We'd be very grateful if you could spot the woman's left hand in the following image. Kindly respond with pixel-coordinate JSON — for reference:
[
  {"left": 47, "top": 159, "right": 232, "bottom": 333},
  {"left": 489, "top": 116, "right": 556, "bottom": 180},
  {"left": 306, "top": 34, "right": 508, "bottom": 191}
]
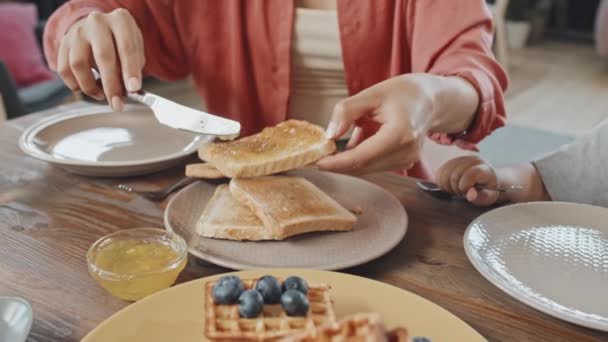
[{"left": 316, "top": 74, "right": 437, "bottom": 175}]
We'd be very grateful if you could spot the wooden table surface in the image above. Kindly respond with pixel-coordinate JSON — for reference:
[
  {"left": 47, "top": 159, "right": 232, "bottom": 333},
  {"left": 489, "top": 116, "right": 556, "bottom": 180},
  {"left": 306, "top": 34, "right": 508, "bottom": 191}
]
[{"left": 1, "top": 103, "right": 607, "bottom": 342}]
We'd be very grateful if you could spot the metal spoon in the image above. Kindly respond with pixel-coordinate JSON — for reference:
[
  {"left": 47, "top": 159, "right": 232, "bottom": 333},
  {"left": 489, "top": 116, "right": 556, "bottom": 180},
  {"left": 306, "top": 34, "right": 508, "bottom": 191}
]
[{"left": 416, "top": 180, "right": 522, "bottom": 199}]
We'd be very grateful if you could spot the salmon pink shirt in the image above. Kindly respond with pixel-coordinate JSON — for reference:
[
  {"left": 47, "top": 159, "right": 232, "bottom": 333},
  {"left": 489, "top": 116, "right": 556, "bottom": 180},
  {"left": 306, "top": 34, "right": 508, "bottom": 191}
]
[{"left": 44, "top": 0, "right": 508, "bottom": 179}]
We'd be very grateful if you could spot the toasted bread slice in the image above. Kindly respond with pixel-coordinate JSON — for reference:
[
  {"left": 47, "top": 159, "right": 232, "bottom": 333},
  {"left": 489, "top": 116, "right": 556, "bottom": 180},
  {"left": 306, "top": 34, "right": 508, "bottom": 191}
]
[
  {"left": 229, "top": 176, "right": 357, "bottom": 240},
  {"left": 196, "top": 185, "right": 273, "bottom": 241},
  {"left": 185, "top": 163, "right": 226, "bottom": 179},
  {"left": 278, "top": 313, "right": 409, "bottom": 342},
  {"left": 198, "top": 120, "right": 336, "bottom": 178},
  {"left": 185, "top": 163, "right": 320, "bottom": 180}
]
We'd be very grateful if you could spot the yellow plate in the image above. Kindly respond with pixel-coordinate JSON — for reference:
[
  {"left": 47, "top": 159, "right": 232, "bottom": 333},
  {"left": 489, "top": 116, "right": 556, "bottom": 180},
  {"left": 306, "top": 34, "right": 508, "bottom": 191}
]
[{"left": 83, "top": 269, "right": 485, "bottom": 341}]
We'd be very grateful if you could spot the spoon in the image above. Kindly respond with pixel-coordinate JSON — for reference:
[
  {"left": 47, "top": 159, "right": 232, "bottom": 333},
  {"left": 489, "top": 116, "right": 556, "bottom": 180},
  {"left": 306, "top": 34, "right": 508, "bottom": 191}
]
[{"left": 416, "top": 180, "right": 523, "bottom": 199}]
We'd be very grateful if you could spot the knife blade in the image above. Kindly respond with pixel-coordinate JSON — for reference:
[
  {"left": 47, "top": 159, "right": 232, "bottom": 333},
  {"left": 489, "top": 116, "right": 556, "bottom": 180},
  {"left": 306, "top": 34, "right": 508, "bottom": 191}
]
[
  {"left": 91, "top": 68, "right": 240, "bottom": 140},
  {"left": 128, "top": 91, "right": 241, "bottom": 140}
]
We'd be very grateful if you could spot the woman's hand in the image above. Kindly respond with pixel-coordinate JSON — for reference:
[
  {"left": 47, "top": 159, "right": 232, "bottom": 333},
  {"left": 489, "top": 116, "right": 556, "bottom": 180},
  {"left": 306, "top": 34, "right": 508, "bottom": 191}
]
[
  {"left": 317, "top": 72, "right": 479, "bottom": 175},
  {"left": 56, "top": 9, "right": 145, "bottom": 111},
  {"left": 436, "top": 156, "right": 500, "bottom": 206},
  {"left": 316, "top": 75, "right": 437, "bottom": 175}
]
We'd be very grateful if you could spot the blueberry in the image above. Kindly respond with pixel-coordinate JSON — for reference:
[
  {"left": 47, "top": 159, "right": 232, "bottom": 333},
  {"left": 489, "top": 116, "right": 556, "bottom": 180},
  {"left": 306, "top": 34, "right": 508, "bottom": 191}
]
[
  {"left": 212, "top": 275, "right": 245, "bottom": 304},
  {"left": 412, "top": 338, "right": 431, "bottom": 342},
  {"left": 238, "top": 290, "right": 264, "bottom": 318},
  {"left": 282, "top": 276, "right": 309, "bottom": 295},
  {"left": 255, "top": 275, "right": 282, "bottom": 304},
  {"left": 280, "top": 289, "right": 309, "bottom": 316}
]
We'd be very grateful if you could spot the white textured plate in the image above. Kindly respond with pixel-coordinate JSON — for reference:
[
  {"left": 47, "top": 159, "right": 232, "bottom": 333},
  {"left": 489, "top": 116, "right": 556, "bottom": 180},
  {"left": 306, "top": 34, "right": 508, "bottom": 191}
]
[
  {"left": 464, "top": 202, "right": 608, "bottom": 331},
  {"left": 19, "top": 104, "right": 207, "bottom": 177},
  {"left": 164, "top": 170, "right": 408, "bottom": 270}
]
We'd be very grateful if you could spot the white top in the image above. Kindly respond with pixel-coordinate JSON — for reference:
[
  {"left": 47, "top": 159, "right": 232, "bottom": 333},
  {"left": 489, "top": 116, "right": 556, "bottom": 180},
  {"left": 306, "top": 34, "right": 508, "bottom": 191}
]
[
  {"left": 287, "top": 8, "right": 349, "bottom": 128},
  {"left": 533, "top": 118, "right": 608, "bottom": 207}
]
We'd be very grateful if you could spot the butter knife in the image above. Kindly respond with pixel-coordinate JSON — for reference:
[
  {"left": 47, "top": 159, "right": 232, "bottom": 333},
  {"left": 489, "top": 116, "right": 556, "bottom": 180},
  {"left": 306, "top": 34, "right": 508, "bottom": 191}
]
[
  {"left": 92, "top": 69, "right": 240, "bottom": 140},
  {"left": 128, "top": 91, "right": 241, "bottom": 140}
]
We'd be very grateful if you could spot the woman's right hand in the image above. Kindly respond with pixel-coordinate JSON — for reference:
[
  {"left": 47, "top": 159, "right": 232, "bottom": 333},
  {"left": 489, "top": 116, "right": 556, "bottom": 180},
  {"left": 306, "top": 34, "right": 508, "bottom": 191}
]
[
  {"left": 56, "top": 8, "right": 145, "bottom": 111},
  {"left": 436, "top": 156, "right": 500, "bottom": 207}
]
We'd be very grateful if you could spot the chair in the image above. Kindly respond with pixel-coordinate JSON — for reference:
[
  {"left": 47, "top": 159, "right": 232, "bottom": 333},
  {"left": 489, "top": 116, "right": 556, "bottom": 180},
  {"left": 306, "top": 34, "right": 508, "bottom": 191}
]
[
  {"left": 0, "top": 61, "right": 72, "bottom": 119},
  {"left": 0, "top": 10, "right": 73, "bottom": 120},
  {"left": 0, "top": 92, "right": 6, "bottom": 123},
  {"left": 487, "top": 0, "right": 510, "bottom": 70}
]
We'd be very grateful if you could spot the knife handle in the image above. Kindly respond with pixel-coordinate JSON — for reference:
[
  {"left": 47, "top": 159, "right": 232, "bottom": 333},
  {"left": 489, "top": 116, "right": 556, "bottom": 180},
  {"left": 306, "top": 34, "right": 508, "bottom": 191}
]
[
  {"left": 127, "top": 91, "right": 150, "bottom": 106},
  {"left": 91, "top": 68, "right": 150, "bottom": 106}
]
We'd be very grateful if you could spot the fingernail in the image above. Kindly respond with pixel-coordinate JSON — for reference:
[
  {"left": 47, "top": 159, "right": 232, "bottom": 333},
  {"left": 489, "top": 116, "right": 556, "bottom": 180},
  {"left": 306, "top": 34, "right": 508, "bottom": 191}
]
[
  {"left": 93, "top": 92, "right": 105, "bottom": 101},
  {"left": 126, "top": 77, "right": 141, "bottom": 92},
  {"left": 466, "top": 188, "right": 478, "bottom": 202},
  {"left": 111, "top": 96, "right": 124, "bottom": 112},
  {"left": 325, "top": 122, "right": 337, "bottom": 139}
]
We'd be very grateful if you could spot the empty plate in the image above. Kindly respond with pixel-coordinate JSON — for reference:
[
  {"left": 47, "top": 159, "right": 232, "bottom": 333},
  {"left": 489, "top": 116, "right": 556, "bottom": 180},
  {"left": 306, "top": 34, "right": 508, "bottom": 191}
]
[
  {"left": 164, "top": 169, "right": 408, "bottom": 270},
  {"left": 464, "top": 202, "right": 608, "bottom": 331},
  {"left": 19, "top": 104, "right": 207, "bottom": 177},
  {"left": 0, "top": 297, "right": 33, "bottom": 342}
]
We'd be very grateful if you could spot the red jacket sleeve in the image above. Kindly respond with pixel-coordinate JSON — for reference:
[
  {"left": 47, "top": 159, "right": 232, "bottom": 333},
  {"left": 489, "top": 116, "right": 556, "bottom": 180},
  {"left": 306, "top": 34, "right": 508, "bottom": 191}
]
[
  {"left": 408, "top": 0, "right": 509, "bottom": 147},
  {"left": 43, "top": 0, "right": 190, "bottom": 81}
]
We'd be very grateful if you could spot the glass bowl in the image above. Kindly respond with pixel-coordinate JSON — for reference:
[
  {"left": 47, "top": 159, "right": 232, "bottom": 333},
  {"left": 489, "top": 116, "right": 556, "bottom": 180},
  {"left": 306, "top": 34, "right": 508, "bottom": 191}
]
[{"left": 86, "top": 228, "right": 188, "bottom": 301}]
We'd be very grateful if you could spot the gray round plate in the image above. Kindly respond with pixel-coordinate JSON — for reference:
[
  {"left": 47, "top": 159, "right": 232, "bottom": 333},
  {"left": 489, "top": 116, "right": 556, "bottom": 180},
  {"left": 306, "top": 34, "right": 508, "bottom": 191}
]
[
  {"left": 19, "top": 104, "right": 206, "bottom": 177},
  {"left": 164, "top": 170, "right": 408, "bottom": 270}
]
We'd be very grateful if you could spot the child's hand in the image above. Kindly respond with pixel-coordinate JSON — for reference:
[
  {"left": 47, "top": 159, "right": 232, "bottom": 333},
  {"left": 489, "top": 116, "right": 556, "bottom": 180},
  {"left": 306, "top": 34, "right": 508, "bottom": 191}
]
[{"left": 436, "top": 156, "right": 500, "bottom": 206}]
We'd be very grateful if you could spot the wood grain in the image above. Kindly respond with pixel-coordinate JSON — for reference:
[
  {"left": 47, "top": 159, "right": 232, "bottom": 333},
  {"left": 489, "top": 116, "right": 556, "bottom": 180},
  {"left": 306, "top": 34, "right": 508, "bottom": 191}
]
[{"left": 1, "top": 103, "right": 607, "bottom": 342}]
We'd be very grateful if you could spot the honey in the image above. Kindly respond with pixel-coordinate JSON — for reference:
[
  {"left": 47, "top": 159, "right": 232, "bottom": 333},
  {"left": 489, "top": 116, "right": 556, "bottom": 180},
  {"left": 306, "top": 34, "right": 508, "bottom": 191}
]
[{"left": 89, "top": 239, "right": 187, "bottom": 301}]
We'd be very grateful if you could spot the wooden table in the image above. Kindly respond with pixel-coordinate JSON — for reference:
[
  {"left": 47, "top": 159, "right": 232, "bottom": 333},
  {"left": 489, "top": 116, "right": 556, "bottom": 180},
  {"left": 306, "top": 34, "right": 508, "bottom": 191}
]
[{"left": 1, "top": 103, "right": 606, "bottom": 342}]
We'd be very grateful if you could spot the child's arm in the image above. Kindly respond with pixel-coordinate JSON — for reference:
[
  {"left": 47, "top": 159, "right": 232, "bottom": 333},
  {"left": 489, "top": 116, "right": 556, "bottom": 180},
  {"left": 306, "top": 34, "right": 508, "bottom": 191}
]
[
  {"left": 530, "top": 120, "right": 608, "bottom": 207},
  {"left": 494, "top": 163, "right": 551, "bottom": 204},
  {"left": 436, "top": 156, "right": 550, "bottom": 207},
  {"left": 438, "top": 119, "right": 608, "bottom": 207}
]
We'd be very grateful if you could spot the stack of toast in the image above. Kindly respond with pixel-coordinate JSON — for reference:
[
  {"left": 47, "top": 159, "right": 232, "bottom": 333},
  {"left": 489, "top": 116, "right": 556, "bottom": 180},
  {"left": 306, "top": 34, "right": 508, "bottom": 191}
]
[{"left": 190, "top": 120, "right": 357, "bottom": 241}]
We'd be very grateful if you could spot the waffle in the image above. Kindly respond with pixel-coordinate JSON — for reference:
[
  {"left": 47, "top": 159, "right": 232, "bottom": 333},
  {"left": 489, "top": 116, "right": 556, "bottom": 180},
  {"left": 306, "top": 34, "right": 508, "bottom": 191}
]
[
  {"left": 204, "top": 278, "right": 336, "bottom": 341},
  {"left": 386, "top": 328, "right": 408, "bottom": 342},
  {"left": 278, "top": 313, "right": 409, "bottom": 342}
]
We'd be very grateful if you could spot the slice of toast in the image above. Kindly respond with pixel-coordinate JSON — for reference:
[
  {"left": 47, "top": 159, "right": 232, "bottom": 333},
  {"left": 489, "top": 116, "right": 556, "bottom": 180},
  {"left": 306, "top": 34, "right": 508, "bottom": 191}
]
[
  {"left": 198, "top": 120, "right": 336, "bottom": 178},
  {"left": 185, "top": 163, "right": 319, "bottom": 180},
  {"left": 196, "top": 185, "right": 274, "bottom": 241},
  {"left": 185, "top": 163, "right": 226, "bottom": 179},
  {"left": 229, "top": 176, "right": 357, "bottom": 240}
]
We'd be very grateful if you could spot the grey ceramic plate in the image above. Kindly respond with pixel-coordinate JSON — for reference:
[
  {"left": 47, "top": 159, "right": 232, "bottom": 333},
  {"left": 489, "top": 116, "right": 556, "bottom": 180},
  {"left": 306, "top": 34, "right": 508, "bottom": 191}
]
[
  {"left": 19, "top": 104, "right": 207, "bottom": 177},
  {"left": 464, "top": 202, "right": 608, "bottom": 331},
  {"left": 0, "top": 297, "right": 33, "bottom": 342},
  {"left": 164, "top": 170, "right": 408, "bottom": 270}
]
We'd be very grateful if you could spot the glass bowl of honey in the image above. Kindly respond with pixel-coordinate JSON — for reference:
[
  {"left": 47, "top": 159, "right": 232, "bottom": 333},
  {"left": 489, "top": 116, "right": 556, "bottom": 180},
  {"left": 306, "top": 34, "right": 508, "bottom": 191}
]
[{"left": 87, "top": 228, "right": 188, "bottom": 301}]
